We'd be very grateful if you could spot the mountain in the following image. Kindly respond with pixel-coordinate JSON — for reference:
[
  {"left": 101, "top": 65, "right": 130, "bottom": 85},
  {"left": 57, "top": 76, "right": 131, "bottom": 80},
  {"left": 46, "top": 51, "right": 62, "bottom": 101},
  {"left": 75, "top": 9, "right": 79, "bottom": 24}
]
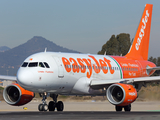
[
  {"left": 0, "top": 36, "right": 79, "bottom": 75},
  {"left": 0, "top": 46, "right": 10, "bottom": 52}
]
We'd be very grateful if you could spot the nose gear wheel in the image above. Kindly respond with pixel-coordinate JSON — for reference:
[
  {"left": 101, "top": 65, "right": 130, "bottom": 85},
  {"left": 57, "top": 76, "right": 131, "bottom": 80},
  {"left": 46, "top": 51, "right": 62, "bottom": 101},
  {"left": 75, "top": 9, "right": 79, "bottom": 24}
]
[{"left": 38, "top": 93, "right": 64, "bottom": 112}]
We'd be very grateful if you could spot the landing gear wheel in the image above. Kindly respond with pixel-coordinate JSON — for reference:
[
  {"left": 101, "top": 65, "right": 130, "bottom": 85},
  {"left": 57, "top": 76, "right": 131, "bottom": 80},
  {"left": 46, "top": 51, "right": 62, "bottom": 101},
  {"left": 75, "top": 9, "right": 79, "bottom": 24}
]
[
  {"left": 38, "top": 104, "right": 48, "bottom": 111},
  {"left": 48, "top": 101, "right": 55, "bottom": 111},
  {"left": 124, "top": 104, "right": 131, "bottom": 112},
  {"left": 115, "top": 106, "right": 122, "bottom": 111},
  {"left": 38, "top": 104, "right": 43, "bottom": 111},
  {"left": 43, "top": 104, "right": 48, "bottom": 111},
  {"left": 56, "top": 101, "right": 64, "bottom": 111}
]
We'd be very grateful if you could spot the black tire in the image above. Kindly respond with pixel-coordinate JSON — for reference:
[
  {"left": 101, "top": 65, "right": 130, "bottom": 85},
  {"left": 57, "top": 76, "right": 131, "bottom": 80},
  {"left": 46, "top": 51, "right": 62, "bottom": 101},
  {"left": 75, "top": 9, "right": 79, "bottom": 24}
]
[
  {"left": 48, "top": 101, "right": 55, "bottom": 111},
  {"left": 115, "top": 106, "right": 122, "bottom": 111},
  {"left": 56, "top": 101, "right": 64, "bottom": 111},
  {"left": 124, "top": 104, "right": 131, "bottom": 112},
  {"left": 38, "top": 104, "right": 43, "bottom": 111},
  {"left": 43, "top": 104, "right": 48, "bottom": 111}
]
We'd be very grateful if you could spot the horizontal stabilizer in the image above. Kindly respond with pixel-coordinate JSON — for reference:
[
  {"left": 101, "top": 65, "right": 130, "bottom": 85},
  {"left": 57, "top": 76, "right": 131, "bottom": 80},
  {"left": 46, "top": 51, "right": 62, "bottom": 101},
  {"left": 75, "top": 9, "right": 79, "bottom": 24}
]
[{"left": 146, "top": 66, "right": 160, "bottom": 70}]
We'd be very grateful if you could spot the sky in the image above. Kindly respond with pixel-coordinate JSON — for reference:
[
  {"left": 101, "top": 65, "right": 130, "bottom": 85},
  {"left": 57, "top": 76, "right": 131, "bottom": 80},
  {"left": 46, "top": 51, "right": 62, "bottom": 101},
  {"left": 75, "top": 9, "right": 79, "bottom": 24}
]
[{"left": 0, "top": 0, "right": 160, "bottom": 57}]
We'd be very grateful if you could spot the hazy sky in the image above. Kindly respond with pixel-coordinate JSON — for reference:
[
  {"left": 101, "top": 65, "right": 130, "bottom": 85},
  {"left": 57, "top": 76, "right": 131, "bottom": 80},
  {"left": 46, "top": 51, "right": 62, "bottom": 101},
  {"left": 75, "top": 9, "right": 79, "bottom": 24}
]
[{"left": 0, "top": 0, "right": 160, "bottom": 57}]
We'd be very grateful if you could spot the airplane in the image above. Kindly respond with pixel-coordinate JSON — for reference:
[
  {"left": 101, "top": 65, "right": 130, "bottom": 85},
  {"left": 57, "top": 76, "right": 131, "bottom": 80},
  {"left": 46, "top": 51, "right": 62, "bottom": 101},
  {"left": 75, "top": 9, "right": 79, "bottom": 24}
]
[{"left": 1, "top": 4, "right": 160, "bottom": 112}]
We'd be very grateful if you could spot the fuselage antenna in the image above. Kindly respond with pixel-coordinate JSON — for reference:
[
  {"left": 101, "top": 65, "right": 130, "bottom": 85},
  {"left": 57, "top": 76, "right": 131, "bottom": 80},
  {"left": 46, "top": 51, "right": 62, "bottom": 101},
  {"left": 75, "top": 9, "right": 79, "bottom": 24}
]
[{"left": 44, "top": 48, "right": 47, "bottom": 52}]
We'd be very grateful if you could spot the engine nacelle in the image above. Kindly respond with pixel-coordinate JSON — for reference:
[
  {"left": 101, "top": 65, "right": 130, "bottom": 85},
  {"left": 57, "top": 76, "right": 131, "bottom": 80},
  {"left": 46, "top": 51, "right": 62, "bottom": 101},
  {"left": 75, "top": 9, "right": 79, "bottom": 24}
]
[
  {"left": 106, "top": 83, "right": 137, "bottom": 106},
  {"left": 3, "top": 83, "right": 34, "bottom": 106}
]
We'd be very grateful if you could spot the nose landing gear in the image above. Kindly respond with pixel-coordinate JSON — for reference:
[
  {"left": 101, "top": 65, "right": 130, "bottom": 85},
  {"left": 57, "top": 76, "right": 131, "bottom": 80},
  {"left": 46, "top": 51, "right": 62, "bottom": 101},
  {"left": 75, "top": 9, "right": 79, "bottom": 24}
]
[
  {"left": 38, "top": 93, "right": 64, "bottom": 112},
  {"left": 38, "top": 93, "right": 48, "bottom": 111}
]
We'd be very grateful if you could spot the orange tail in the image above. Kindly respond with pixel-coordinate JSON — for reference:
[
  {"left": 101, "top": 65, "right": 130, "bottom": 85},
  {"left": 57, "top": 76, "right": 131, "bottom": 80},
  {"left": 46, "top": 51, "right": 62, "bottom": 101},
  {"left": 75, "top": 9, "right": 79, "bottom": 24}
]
[{"left": 125, "top": 4, "right": 153, "bottom": 60}]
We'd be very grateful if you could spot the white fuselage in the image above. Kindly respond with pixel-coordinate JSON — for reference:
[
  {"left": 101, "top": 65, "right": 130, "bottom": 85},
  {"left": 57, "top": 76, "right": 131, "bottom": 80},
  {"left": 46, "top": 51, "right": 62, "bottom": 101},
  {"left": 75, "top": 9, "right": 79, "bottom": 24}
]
[{"left": 17, "top": 52, "right": 122, "bottom": 95}]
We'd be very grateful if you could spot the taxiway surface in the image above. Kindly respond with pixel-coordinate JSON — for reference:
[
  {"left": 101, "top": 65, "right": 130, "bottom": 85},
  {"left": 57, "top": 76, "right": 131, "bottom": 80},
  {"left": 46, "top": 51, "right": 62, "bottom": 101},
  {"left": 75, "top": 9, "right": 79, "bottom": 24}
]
[
  {"left": 0, "top": 111, "right": 160, "bottom": 120},
  {"left": 0, "top": 101, "right": 160, "bottom": 120}
]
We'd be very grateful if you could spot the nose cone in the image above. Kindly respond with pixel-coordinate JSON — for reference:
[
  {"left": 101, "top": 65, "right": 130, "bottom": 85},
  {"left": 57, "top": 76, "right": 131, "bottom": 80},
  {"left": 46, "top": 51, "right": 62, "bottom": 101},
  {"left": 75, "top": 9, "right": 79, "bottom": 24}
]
[{"left": 17, "top": 68, "right": 34, "bottom": 89}]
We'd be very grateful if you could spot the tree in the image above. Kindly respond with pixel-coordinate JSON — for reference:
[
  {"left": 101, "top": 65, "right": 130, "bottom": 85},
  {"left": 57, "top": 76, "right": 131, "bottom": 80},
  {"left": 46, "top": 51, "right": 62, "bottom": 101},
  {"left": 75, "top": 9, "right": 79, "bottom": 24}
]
[
  {"left": 157, "top": 57, "right": 160, "bottom": 66},
  {"left": 148, "top": 56, "right": 153, "bottom": 62},
  {"left": 148, "top": 57, "right": 159, "bottom": 76},
  {"left": 98, "top": 33, "right": 131, "bottom": 56}
]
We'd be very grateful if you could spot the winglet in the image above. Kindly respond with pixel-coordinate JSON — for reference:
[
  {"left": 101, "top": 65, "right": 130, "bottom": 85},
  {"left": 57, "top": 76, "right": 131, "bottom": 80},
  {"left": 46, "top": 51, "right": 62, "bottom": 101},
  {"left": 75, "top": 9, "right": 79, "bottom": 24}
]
[{"left": 125, "top": 4, "right": 153, "bottom": 60}]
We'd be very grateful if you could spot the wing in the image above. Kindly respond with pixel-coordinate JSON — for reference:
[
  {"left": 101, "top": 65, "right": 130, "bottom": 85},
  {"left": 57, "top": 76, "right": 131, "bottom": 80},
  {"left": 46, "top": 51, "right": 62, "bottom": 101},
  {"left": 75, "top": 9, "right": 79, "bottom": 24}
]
[
  {"left": 90, "top": 76, "right": 160, "bottom": 88},
  {"left": 0, "top": 75, "right": 17, "bottom": 81}
]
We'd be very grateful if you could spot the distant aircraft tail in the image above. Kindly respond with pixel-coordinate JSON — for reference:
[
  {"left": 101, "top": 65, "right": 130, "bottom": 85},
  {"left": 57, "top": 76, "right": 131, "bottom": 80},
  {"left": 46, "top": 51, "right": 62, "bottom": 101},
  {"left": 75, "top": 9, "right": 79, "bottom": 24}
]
[{"left": 125, "top": 4, "right": 153, "bottom": 60}]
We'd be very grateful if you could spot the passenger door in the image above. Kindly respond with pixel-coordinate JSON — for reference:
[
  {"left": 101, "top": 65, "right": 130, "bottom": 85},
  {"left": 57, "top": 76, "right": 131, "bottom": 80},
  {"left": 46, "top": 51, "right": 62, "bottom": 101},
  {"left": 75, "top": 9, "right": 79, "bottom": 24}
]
[{"left": 53, "top": 57, "right": 64, "bottom": 78}]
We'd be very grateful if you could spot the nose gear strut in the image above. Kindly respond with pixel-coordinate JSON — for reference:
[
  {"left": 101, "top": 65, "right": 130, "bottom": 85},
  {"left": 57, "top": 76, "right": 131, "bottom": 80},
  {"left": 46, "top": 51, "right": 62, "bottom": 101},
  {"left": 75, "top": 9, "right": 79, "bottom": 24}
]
[
  {"left": 38, "top": 92, "right": 48, "bottom": 111},
  {"left": 38, "top": 93, "right": 64, "bottom": 112}
]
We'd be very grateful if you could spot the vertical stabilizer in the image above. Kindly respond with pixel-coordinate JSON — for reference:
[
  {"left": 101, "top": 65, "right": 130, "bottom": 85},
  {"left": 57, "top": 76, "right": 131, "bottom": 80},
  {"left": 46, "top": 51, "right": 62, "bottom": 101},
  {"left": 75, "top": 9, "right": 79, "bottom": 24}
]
[{"left": 125, "top": 4, "right": 153, "bottom": 60}]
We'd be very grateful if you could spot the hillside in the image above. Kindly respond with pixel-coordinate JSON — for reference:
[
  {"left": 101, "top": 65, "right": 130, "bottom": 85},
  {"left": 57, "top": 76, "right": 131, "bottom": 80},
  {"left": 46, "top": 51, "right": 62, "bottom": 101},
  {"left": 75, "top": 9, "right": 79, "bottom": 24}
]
[
  {"left": 0, "top": 36, "right": 79, "bottom": 75},
  {"left": 0, "top": 46, "right": 10, "bottom": 52}
]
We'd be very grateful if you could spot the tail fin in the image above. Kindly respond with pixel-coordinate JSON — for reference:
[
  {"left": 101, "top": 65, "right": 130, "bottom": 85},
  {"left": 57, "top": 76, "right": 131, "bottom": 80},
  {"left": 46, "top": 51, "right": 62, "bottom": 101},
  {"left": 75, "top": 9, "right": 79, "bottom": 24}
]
[{"left": 125, "top": 4, "right": 153, "bottom": 60}]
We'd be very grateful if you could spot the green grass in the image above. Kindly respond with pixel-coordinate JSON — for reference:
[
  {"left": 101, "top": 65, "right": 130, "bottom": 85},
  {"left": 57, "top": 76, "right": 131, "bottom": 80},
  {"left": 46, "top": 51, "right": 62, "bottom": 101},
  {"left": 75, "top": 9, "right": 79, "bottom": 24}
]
[{"left": 0, "top": 86, "right": 4, "bottom": 90}]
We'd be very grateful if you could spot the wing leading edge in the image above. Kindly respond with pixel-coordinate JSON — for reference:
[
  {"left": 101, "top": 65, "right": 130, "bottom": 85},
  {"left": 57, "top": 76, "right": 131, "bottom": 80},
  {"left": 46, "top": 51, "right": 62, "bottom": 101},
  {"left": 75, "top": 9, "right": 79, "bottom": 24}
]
[
  {"left": 0, "top": 75, "right": 17, "bottom": 81},
  {"left": 90, "top": 76, "right": 160, "bottom": 87}
]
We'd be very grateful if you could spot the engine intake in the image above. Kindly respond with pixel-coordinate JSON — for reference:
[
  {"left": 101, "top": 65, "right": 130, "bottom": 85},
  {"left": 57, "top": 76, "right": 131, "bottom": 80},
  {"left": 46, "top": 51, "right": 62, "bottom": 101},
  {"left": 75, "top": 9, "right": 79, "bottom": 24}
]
[
  {"left": 3, "top": 83, "right": 34, "bottom": 106},
  {"left": 106, "top": 83, "right": 137, "bottom": 106}
]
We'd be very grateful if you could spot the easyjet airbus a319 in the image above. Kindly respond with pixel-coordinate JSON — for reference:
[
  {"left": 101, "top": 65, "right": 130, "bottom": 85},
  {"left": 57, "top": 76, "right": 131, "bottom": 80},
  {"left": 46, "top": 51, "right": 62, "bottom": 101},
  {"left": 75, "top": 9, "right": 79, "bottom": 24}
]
[{"left": 1, "top": 4, "right": 160, "bottom": 112}]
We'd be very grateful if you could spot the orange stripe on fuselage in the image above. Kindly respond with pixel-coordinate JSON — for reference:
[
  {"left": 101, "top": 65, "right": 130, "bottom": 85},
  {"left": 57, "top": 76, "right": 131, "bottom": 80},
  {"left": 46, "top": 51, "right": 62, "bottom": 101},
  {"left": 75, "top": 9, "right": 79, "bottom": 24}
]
[{"left": 112, "top": 56, "right": 156, "bottom": 78}]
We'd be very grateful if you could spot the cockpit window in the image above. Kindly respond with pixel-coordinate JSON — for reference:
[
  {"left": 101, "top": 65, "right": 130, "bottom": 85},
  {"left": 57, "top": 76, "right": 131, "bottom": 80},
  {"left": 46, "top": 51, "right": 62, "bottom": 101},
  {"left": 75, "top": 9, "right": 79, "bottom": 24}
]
[
  {"left": 28, "top": 62, "right": 38, "bottom": 67},
  {"left": 21, "top": 62, "right": 49, "bottom": 68},
  {"left": 44, "top": 62, "right": 50, "bottom": 68},
  {"left": 21, "top": 62, "right": 28, "bottom": 67},
  {"left": 39, "top": 62, "right": 45, "bottom": 68}
]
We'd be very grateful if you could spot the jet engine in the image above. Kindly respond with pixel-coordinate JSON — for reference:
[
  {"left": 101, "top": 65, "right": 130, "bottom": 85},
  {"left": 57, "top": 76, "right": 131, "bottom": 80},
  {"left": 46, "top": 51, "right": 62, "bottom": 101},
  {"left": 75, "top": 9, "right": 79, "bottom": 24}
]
[
  {"left": 106, "top": 83, "right": 137, "bottom": 106},
  {"left": 3, "top": 83, "right": 34, "bottom": 106}
]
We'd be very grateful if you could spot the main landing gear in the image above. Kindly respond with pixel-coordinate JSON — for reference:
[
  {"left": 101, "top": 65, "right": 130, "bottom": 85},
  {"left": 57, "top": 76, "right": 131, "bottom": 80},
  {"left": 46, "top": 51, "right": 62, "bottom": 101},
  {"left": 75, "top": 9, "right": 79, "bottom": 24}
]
[
  {"left": 38, "top": 93, "right": 64, "bottom": 112},
  {"left": 115, "top": 104, "right": 131, "bottom": 112}
]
